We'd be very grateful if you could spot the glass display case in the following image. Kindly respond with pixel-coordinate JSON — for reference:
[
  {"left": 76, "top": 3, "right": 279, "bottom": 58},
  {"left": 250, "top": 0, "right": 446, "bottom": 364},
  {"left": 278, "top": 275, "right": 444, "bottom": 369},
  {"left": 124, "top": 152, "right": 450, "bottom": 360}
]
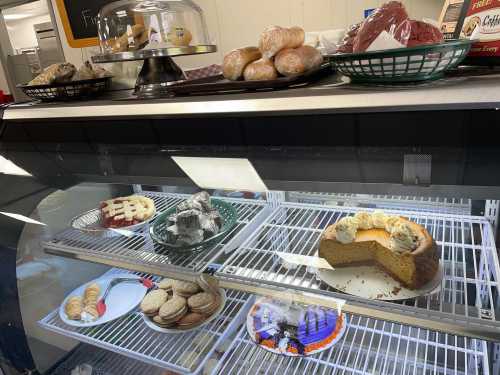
[{"left": 1, "top": 79, "right": 500, "bottom": 375}]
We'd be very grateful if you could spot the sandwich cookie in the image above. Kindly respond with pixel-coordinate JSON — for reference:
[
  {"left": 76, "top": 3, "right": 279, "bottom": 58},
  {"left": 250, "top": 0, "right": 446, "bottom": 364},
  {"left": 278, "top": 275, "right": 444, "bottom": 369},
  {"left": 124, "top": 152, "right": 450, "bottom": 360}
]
[
  {"left": 158, "top": 296, "right": 188, "bottom": 324},
  {"left": 188, "top": 292, "right": 220, "bottom": 316},
  {"left": 140, "top": 289, "right": 169, "bottom": 317},
  {"left": 152, "top": 315, "right": 177, "bottom": 328},
  {"left": 172, "top": 280, "right": 200, "bottom": 298},
  {"left": 176, "top": 312, "right": 205, "bottom": 330},
  {"left": 157, "top": 278, "right": 174, "bottom": 293}
]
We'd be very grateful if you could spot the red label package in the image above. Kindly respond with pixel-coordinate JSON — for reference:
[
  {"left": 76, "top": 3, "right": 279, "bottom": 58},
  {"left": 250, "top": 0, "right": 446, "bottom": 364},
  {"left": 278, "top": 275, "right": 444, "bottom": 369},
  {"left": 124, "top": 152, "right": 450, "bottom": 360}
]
[{"left": 452, "top": 0, "right": 500, "bottom": 64}]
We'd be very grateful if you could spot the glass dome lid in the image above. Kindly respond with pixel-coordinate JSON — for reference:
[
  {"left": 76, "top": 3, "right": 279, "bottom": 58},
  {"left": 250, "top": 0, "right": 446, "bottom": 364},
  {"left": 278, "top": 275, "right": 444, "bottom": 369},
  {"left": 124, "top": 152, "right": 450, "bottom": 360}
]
[{"left": 96, "top": 0, "right": 216, "bottom": 59}]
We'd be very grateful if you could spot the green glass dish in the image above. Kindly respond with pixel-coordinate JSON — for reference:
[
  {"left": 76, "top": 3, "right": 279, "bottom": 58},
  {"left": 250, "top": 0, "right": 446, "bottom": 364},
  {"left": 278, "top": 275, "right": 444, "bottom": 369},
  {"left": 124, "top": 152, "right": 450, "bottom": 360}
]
[
  {"left": 328, "top": 39, "right": 474, "bottom": 84},
  {"left": 150, "top": 199, "right": 238, "bottom": 253}
]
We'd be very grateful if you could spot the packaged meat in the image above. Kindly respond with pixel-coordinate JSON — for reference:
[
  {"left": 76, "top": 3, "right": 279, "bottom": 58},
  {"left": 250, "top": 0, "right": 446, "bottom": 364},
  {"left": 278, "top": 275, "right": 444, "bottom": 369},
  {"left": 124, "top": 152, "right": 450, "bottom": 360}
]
[
  {"left": 353, "top": 1, "right": 410, "bottom": 53},
  {"left": 337, "top": 23, "right": 361, "bottom": 53},
  {"left": 223, "top": 47, "right": 262, "bottom": 81},
  {"left": 274, "top": 46, "right": 323, "bottom": 76},
  {"left": 259, "top": 26, "right": 305, "bottom": 58},
  {"left": 243, "top": 58, "right": 278, "bottom": 81},
  {"left": 406, "top": 20, "right": 444, "bottom": 47}
]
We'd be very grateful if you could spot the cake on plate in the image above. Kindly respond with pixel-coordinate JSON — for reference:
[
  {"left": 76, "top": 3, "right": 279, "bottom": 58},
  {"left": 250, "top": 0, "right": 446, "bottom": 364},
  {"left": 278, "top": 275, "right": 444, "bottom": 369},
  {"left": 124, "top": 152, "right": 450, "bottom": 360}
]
[
  {"left": 319, "top": 211, "right": 439, "bottom": 290},
  {"left": 247, "top": 298, "right": 346, "bottom": 357}
]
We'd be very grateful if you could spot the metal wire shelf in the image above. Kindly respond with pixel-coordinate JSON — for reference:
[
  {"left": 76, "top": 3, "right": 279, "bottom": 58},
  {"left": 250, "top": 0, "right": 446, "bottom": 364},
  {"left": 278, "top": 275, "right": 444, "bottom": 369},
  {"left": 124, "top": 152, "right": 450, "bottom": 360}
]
[
  {"left": 217, "top": 203, "right": 500, "bottom": 341},
  {"left": 213, "top": 315, "right": 489, "bottom": 375},
  {"left": 288, "top": 192, "right": 472, "bottom": 215},
  {"left": 39, "top": 268, "right": 254, "bottom": 375},
  {"left": 43, "top": 192, "right": 270, "bottom": 279},
  {"left": 48, "top": 344, "right": 165, "bottom": 375}
]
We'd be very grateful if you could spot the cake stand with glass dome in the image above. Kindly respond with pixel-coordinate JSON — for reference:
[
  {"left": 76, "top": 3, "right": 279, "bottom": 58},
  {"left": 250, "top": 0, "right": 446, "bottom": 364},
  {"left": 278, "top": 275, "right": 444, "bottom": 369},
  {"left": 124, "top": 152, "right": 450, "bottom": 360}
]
[{"left": 92, "top": 0, "right": 217, "bottom": 98}]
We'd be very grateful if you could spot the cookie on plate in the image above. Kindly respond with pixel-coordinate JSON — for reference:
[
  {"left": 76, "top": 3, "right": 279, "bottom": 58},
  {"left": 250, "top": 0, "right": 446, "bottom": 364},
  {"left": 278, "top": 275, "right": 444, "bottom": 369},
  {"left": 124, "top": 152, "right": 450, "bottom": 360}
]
[
  {"left": 157, "top": 278, "right": 174, "bottom": 293},
  {"left": 158, "top": 295, "right": 188, "bottom": 324},
  {"left": 177, "top": 312, "right": 205, "bottom": 330},
  {"left": 141, "top": 289, "right": 169, "bottom": 317},
  {"left": 153, "top": 315, "right": 177, "bottom": 328},
  {"left": 188, "top": 292, "right": 220, "bottom": 316},
  {"left": 173, "top": 280, "right": 200, "bottom": 298}
]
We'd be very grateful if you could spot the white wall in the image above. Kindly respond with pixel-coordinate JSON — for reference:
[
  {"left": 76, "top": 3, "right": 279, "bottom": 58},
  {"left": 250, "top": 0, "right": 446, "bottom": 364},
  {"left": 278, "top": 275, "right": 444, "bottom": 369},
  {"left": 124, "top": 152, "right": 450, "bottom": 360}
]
[
  {"left": 53, "top": 0, "right": 445, "bottom": 70},
  {"left": 6, "top": 14, "right": 51, "bottom": 51}
]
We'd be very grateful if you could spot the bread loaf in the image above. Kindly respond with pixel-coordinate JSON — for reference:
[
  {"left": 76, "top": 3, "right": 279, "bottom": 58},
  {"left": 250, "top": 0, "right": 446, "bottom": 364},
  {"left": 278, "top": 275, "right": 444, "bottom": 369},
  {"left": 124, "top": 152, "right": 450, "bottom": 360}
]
[
  {"left": 274, "top": 46, "right": 323, "bottom": 76},
  {"left": 223, "top": 47, "right": 262, "bottom": 81},
  {"left": 259, "top": 26, "right": 305, "bottom": 58},
  {"left": 243, "top": 58, "right": 278, "bottom": 81}
]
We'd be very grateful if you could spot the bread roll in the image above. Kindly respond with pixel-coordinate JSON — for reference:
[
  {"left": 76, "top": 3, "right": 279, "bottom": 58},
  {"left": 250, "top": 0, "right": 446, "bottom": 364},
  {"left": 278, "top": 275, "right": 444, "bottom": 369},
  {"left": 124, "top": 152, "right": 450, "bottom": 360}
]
[
  {"left": 259, "top": 26, "right": 305, "bottom": 58},
  {"left": 223, "top": 47, "right": 262, "bottom": 81},
  {"left": 243, "top": 58, "right": 278, "bottom": 81},
  {"left": 274, "top": 45, "right": 323, "bottom": 76}
]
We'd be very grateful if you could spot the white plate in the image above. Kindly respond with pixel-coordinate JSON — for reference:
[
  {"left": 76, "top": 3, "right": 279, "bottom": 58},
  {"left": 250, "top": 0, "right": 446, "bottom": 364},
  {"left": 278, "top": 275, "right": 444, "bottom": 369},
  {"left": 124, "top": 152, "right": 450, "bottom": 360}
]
[
  {"left": 246, "top": 297, "right": 348, "bottom": 357},
  {"left": 142, "top": 289, "right": 227, "bottom": 334},
  {"left": 59, "top": 274, "right": 148, "bottom": 328},
  {"left": 71, "top": 207, "right": 156, "bottom": 238},
  {"left": 317, "top": 258, "right": 443, "bottom": 301}
]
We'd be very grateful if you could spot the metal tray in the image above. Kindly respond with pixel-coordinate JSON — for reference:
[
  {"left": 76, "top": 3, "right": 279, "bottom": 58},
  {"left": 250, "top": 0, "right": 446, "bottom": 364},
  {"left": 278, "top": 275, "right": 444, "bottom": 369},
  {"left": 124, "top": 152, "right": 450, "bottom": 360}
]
[{"left": 166, "top": 63, "right": 332, "bottom": 96}]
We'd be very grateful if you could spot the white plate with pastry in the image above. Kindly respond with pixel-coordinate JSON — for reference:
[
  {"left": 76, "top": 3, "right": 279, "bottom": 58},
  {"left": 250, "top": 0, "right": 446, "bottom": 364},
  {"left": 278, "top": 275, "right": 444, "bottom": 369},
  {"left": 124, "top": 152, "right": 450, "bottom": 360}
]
[
  {"left": 316, "top": 211, "right": 444, "bottom": 301},
  {"left": 71, "top": 195, "right": 156, "bottom": 237},
  {"left": 59, "top": 274, "right": 148, "bottom": 327}
]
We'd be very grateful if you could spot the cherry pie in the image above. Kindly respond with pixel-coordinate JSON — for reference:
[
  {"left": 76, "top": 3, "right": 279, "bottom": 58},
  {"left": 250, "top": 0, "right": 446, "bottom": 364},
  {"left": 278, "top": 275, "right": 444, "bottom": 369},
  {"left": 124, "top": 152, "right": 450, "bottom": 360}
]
[{"left": 100, "top": 195, "right": 156, "bottom": 229}]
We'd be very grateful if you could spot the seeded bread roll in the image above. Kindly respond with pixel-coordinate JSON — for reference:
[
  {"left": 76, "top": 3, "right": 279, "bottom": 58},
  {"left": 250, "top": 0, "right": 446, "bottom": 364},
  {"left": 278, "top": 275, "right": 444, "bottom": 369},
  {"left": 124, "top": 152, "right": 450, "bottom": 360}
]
[
  {"left": 243, "top": 58, "right": 278, "bottom": 81},
  {"left": 259, "top": 26, "right": 305, "bottom": 59},
  {"left": 223, "top": 47, "right": 262, "bottom": 81},
  {"left": 274, "top": 45, "right": 323, "bottom": 76}
]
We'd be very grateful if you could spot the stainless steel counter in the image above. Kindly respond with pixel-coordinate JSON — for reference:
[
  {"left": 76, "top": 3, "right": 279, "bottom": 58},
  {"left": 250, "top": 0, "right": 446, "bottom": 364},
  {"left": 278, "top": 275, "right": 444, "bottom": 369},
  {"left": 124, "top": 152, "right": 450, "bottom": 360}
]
[{"left": 5, "top": 73, "right": 500, "bottom": 120}]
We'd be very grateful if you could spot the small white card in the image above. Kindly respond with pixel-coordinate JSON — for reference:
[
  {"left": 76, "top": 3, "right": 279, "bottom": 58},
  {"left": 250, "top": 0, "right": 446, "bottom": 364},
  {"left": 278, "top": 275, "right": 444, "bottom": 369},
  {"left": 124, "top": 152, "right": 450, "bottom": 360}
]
[
  {"left": 277, "top": 252, "right": 334, "bottom": 270},
  {"left": 367, "top": 30, "right": 405, "bottom": 52},
  {"left": 172, "top": 157, "right": 268, "bottom": 192}
]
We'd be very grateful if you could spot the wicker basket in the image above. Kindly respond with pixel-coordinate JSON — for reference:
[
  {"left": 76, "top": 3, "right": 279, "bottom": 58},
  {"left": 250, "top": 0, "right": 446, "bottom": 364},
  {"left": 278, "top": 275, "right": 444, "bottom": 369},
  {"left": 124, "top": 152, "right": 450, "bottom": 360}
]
[
  {"left": 150, "top": 199, "right": 238, "bottom": 253},
  {"left": 329, "top": 40, "right": 473, "bottom": 84},
  {"left": 19, "top": 77, "right": 111, "bottom": 101}
]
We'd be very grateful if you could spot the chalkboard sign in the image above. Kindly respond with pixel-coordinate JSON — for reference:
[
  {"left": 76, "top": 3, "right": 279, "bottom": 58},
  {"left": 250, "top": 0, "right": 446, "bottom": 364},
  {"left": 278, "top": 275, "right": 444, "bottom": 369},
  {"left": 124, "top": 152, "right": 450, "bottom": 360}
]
[{"left": 55, "top": 0, "right": 116, "bottom": 48}]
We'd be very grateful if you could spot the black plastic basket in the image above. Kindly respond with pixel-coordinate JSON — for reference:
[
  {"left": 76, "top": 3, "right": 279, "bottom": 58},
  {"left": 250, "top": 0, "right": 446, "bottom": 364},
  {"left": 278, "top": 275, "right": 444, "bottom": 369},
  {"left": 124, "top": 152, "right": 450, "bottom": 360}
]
[
  {"left": 18, "top": 77, "right": 112, "bottom": 101},
  {"left": 329, "top": 39, "right": 474, "bottom": 84}
]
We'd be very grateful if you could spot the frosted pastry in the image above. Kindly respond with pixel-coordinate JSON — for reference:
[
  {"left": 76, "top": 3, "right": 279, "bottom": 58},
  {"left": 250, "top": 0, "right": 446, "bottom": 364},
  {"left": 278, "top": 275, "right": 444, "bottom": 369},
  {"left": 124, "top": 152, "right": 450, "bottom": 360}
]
[
  {"left": 83, "top": 283, "right": 100, "bottom": 306},
  {"left": 166, "top": 191, "right": 223, "bottom": 246},
  {"left": 65, "top": 296, "right": 83, "bottom": 320},
  {"left": 353, "top": 212, "right": 373, "bottom": 230},
  {"left": 371, "top": 210, "right": 386, "bottom": 229},
  {"left": 384, "top": 216, "right": 401, "bottom": 233},
  {"left": 389, "top": 221, "right": 417, "bottom": 252},
  {"left": 334, "top": 217, "right": 359, "bottom": 244}
]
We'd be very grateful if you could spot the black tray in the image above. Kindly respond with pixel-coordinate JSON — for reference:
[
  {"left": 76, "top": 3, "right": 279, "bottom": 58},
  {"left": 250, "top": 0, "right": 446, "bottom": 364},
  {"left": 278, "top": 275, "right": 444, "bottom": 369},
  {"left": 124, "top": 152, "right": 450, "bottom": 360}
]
[
  {"left": 167, "top": 63, "right": 332, "bottom": 96},
  {"left": 18, "top": 77, "right": 112, "bottom": 102}
]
